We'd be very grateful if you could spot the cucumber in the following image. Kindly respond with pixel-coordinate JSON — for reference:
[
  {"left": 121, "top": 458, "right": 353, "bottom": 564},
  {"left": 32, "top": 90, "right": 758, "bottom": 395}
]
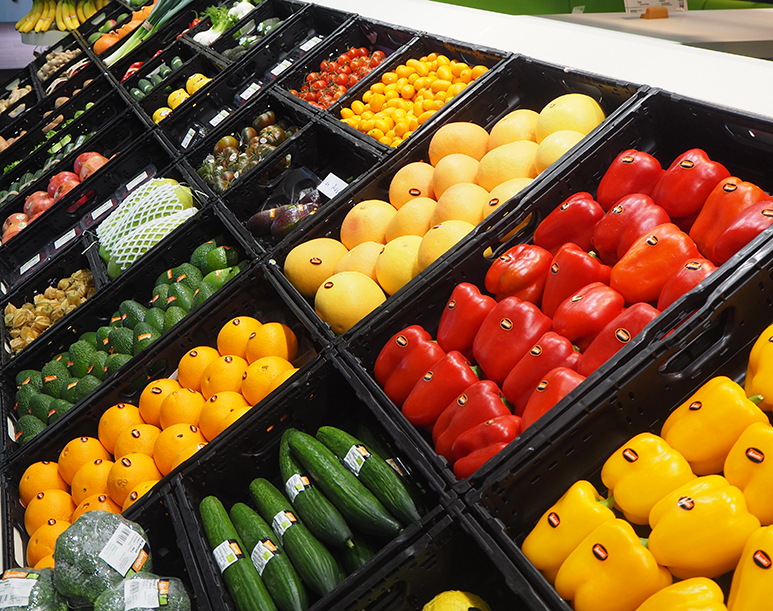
[
  {"left": 138, "top": 78, "right": 153, "bottom": 94},
  {"left": 230, "top": 502, "right": 308, "bottom": 611},
  {"left": 337, "top": 536, "right": 375, "bottom": 575},
  {"left": 279, "top": 432, "right": 354, "bottom": 549},
  {"left": 199, "top": 496, "right": 277, "bottom": 611},
  {"left": 316, "top": 426, "right": 421, "bottom": 526},
  {"left": 248, "top": 478, "right": 344, "bottom": 597},
  {"left": 170, "top": 56, "right": 184, "bottom": 71},
  {"left": 284, "top": 429, "right": 402, "bottom": 538}
]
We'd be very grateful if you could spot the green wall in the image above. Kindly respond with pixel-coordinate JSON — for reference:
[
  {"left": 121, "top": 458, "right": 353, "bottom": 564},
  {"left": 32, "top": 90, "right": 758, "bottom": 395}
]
[{"left": 429, "top": 0, "right": 773, "bottom": 14}]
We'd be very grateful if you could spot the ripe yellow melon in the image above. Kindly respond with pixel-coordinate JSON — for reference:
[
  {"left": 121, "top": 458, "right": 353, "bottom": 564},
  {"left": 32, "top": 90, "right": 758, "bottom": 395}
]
[
  {"left": 487, "top": 109, "right": 539, "bottom": 150},
  {"left": 375, "top": 235, "right": 422, "bottom": 295},
  {"left": 315, "top": 272, "right": 386, "bottom": 335},
  {"left": 417, "top": 220, "right": 475, "bottom": 272},
  {"left": 388, "top": 162, "right": 435, "bottom": 209},
  {"left": 385, "top": 197, "right": 437, "bottom": 241},
  {"left": 430, "top": 183, "right": 489, "bottom": 227},
  {"left": 535, "top": 93, "right": 605, "bottom": 143},
  {"left": 340, "top": 200, "right": 397, "bottom": 249},
  {"left": 284, "top": 238, "right": 348, "bottom": 298}
]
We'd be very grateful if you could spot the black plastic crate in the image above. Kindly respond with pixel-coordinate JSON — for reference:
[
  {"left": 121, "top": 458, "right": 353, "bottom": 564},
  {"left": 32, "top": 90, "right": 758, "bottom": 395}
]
[
  {"left": 76, "top": 0, "right": 136, "bottom": 40},
  {"left": 30, "top": 34, "right": 86, "bottom": 88},
  {"left": 171, "top": 351, "right": 454, "bottom": 611},
  {"left": 0, "top": 68, "right": 41, "bottom": 134},
  {"left": 120, "top": 37, "right": 202, "bottom": 97}
]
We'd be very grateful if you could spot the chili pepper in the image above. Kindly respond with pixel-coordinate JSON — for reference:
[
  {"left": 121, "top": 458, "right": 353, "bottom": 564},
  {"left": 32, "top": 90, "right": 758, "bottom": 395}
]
[
  {"left": 533, "top": 192, "right": 605, "bottom": 255},
  {"left": 596, "top": 149, "right": 665, "bottom": 211},
  {"left": 541, "top": 243, "right": 612, "bottom": 319},
  {"left": 552, "top": 282, "right": 625, "bottom": 352},
  {"left": 650, "top": 148, "right": 731, "bottom": 218},
  {"left": 374, "top": 325, "right": 445, "bottom": 407},
  {"left": 661, "top": 376, "right": 768, "bottom": 475},
  {"left": 484, "top": 244, "right": 552, "bottom": 304},
  {"left": 576, "top": 303, "right": 660, "bottom": 378},
  {"left": 451, "top": 414, "right": 522, "bottom": 462},
  {"left": 724, "top": 422, "right": 773, "bottom": 526},
  {"left": 745, "top": 322, "right": 773, "bottom": 412},
  {"left": 453, "top": 441, "right": 509, "bottom": 480},
  {"left": 635, "top": 577, "right": 727, "bottom": 611},
  {"left": 648, "top": 475, "right": 761, "bottom": 579},
  {"left": 727, "top": 525, "right": 773, "bottom": 610},
  {"left": 555, "top": 519, "right": 672, "bottom": 611},
  {"left": 689, "top": 176, "right": 768, "bottom": 261},
  {"left": 657, "top": 257, "right": 717, "bottom": 312},
  {"left": 432, "top": 380, "right": 511, "bottom": 462},
  {"left": 502, "top": 331, "right": 580, "bottom": 416},
  {"left": 522, "top": 481, "right": 616, "bottom": 584},
  {"left": 591, "top": 194, "right": 671, "bottom": 266},
  {"left": 521, "top": 367, "right": 586, "bottom": 430},
  {"left": 601, "top": 433, "right": 696, "bottom": 525},
  {"left": 401, "top": 351, "right": 480, "bottom": 429},
  {"left": 121, "top": 61, "right": 143, "bottom": 83},
  {"left": 436, "top": 283, "right": 496, "bottom": 362},
  {"left": 471, "top": 296, "right": 552, "bottom": 386},
  {"left": 711, "top": 199, "right": 773, "bottom": 265},
  {"left": 610, "top": 223, "right": 700, "bottom": 304}
]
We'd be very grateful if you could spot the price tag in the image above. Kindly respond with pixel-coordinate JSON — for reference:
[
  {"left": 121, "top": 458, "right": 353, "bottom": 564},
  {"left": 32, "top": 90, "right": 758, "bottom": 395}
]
[
  {"left": 624, "top": 0, "right": 686, "bottom": 14},
  {"left": 181, "top": 128, "right": 196, "bottom": 149},
  {"left": 0, "top": 572, "right": 38, "bottom": 609},
  {"left": 239, "top": 82, "right": 261, "bottom": 100},
  {"left": 572, "top": 5, "right": 585, "bottom": 12},
  {"left": 250, "top": 539, "right": 280, "bottom": 576},
  {"left": 317, "top": 173, "right": 348, "bottom": 199},
  {"left": 98, "top": 523, "right": 150, "bottom": 577},
  {"left": 213, "top": 539, "right": 244, "bottom": 573},
  {"left": 285, "top": 474, "right": 311, "bottom": 502},
  {"left": 271, "top": 511, "right": 297, "bottom": 542},
  {"left": 209, "top": 110, "right": 229, "bottom": 127},
  {"left": 343, "top": 444, "right": 372, "bottom": 476},
  {"left": 300, "top": 36, "right": 322, "bottom": 52},
  {"left": 126, "top": 171, "right": 149, "bottom": 192},
  {"left": 270, "top": 59, "right": 293, "bottom": 77},
  {"left": 54, "top": 228, "right": 77, "bottom": 250},
  {"left": 124, "top": 578, "right": 168, "bottom": 609},
  {"left": 19, "top": 254, "right": 41, "bottom": 277},
  {"left": 91, "top": 200, "right": 114, "bottom": 222}
]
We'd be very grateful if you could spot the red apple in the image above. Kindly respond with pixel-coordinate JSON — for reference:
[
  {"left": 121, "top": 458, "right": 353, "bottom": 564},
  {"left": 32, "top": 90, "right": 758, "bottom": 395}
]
[
  {"left": 78, "top": 154, "right": 109, "bottom": 182},
  {"left": 48, "top": 171, "right": 79, "bottom": 198},
  {"left": 73, "top": 151, "right": 106, "bottom": 176},
  {"left": 54, "top": 180, "right": 80, "bottom": 201},
  {"left": 27, "top": 195, "right": 55, "bottom": 218},
  {"left": 23, "top": 191, "right": 52, "bottom": 217},
  {"left": 3, "top": 212, "right": 28, "bottom": 232}
]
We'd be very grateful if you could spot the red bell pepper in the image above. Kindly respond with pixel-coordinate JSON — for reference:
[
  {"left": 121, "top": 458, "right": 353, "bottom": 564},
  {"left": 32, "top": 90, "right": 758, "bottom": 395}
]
[
  {"left": 502, "top": 331, "right": 581, "bottom": 416},
  {"left": 596, "top": 149, "right": 665, "bottom": 211},
  {"left": 657, "top": 257, "right": 717, "bottom": 311},
  {"left": 401, "top": 351, "right": 480, "bottom": 429},
  {"left": 689, "top": 176, "right": 769, "bottom": 262},
  {"left": 432, "top": 380, "right": 511, "bottom": 462},
  {"left": 591, "top": 194, "right": 671, "bottom": 265},
  {"left": 436, "top": 283, "right": 496, "bottom": 361},
  {"left": 610, "top": 223, "right": 700, "bottom": 304},
  {"left": 541, "top": 243, "right": 612, "bottom": 319},
  {"left": 650, "top": 148, "right": 730, "bottom": 218},
  {"left": 552, "top": 282, "right": 625, "bottom": 352},
  {"left": 533, "top": 192, "right": 605, "bottom": 255},
  {"left": 484, "top": 244, "right": 552, "bottom": 304},
  {"left": 472, "top": 297, "right": 553, "bottom": 386},
  {"left": 121, "top": 61, "right": 143, "bottom": 83},
  {"left": 521, "top": 367, "right": 586, "bottom": 430},
  {"left": 374, "top": 325, "right": 445, "bottom": 407},
  {"left": 576, "top": 303, "right": 660, "bottom": 377},
  {"left": 451, "top": 414, "right": 522, "bottom": 462},
  {"left": 454, "top": 442, "right": 510, "bottom": 479},
  {"left": 711, "top": 199, "right": 773, "bottom": 265}
]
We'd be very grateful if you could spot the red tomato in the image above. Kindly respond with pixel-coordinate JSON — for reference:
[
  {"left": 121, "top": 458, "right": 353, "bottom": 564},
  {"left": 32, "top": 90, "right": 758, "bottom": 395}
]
[
  {"left": 372, "top": 50, "right": 386, "bottom": 60},
  {"left": 334, "top": 73, "right": 348, "bottom": 86},
  {"left": 347, "top": 48, "right": 359, "bottom": 59},
  {"left": 327, "top": 61, "right": 339, "bottom": 72},
  {"left": 349, "top": 59, "right": 363, "bottom": 70},
  {"left": 337, "top": 65, "right": 352, "bottom": 75},
  {"left": 337, "top": 54, "right": 350, "bottom": 65},
  {"left": 289, "top": 89, "right": 299, "bottom": 96},
  {"left": 311, "top": 79, "right": 327, "bottom": 91},
  {"left": 358, "top": 47, "right": 370, "bottom": 57},
  {"left": 305, "top": 72, "right": 320, "bottom": 82},
  {"left": 369, "top": 57, "right": 382, "bottom": 68},
  {"left": 348, "top": 74, "right": 359, "bottom": 86}
]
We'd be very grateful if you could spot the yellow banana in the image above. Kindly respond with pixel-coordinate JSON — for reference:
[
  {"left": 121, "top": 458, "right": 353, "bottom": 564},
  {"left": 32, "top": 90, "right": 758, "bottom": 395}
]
[
  {"left": 55, "top": 0, "right": 66, "bottom": 31},
  {"left": 62, "top": 0, "right": 75, "bottom": 29},
  {"left": 18, "top": 0, "right": 41, "bottom": 32},
  {"left": 41, "top": 0, "right": 57, "bottom": 32},
  {"left": 61, "top": 0, "right": 72, "bottom": 29},
  {"left": 85, "top": 0, "right": 97, "bottom": 19},
  {"left": 15, "top": 2, "right": 31, "bottom": 30},
  {"left": 75, "top": 0, "right": 86, "bottom": 24},
  {"left": 34, "top": 0, "right": 49, "bottom": 32},
  {"left": 70, "top": 0, "right": 81, "bottom": 28}
]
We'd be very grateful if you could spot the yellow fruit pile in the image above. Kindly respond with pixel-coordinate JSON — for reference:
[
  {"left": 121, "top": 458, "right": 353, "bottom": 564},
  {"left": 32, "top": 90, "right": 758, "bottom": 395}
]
[
  {"left": 17, "top": 316, "right": 299, "bottom": 569},
  {"left": 340, "top": 53, "right": 489, "bottom": 147}
]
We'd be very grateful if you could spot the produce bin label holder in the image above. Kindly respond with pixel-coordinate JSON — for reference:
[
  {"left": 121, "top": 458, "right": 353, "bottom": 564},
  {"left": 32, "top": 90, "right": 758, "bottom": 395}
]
[
  {"left": 81, "top": 163, "right": 159, "bottom": 230},
  {"left": 237, "top": 81, "right": 262, "bottom": 102},
  {"left": 52, "top": 227, "right": 80, "bottom": 252}
]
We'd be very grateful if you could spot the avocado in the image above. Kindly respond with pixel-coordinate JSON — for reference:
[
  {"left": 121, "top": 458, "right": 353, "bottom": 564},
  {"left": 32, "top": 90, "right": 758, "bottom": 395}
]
[
  {"left": 16, "top": 384, "right": 38, "bottom": 415},
  {"left": 119, "top": 300, "right": 148, "bottom": 330},
  {"left": 108, "top": 327, "right": 134, "bottom": 356},
  {"left": 155, "top": 268, "right": 175, "bottom": 286},
  {"left": 202, "top": 268, "right": 232, "bottom": 290},
  {"left": 52, "top": 351, "right": 70, "bottom": 365},
  {"left": 166, "top": 283, "right": 194, "bottom": 312},
  {"left": 144, "top": 307, "right": 166, "bottom": 333},
  {"left": 29, "top": 393, "right": 55, "bottom": 423},
  {"left": 107, "top": 260, "right": 122, "bottom": 279},
  {"left": 172, "top": 263, "right": 203, "bottom": 290},
  {"left": 109, "top": 311, "right": 123, "bottom": 328},
  {"left": 224, "top": 263, "right": 245, "bottom": 284},
  {"left": 68, "top": 340, "right": 97, "bottom": 378},
  {"left": 47, "top": 399, "right": 73, "bottom": 423},
  {"left": 96, "top": 326, "right": 113, "bottom": 352},
  {"left": 106, "top": 353, "right": 133, "bottom": 377},
  {"left": 87, "top": 351, "right": 109, "bottom": 381},
  {"left": 163, "top": 307, "right": 187, "bottom": 332},
  {"left": 79, "top": 331, "right": 98, "bottom": 349},
  {"left": 192, "top": 281, "right": 217, "bottom": 309},
  {"left": 16, "top": 415, "right": 46, "bottom": 444},
  {"left": 190, "top": 240, "right": 218, "bottom": 272},
  {"left": 132, "top": 322, "right": 160, "bottom": 356},
  {"left": 41, "top": 360, "right": 70, "bottom": 398},
  {"left": 150, "top": 284, "right": 169, "bottom": 309},
  {"left": 202, "top": 246, "right": 239, "bottom": 275},
  {"left": 15, "top": 369, "right": 43, "bottom": 392},
  {"left": 75, "top": 375, "right": 102, "bottom": 402},
  {"left": 60, "top": 377, "right": 81, "bottom": 403}
]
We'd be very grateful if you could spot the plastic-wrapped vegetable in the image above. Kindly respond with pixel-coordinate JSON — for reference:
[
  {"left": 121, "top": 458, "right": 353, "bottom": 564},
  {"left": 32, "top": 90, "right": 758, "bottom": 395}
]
[
  {"left": 0, "top": 567, "right": 66, "bottom": 611},
  {"left": 94, "top": 573, "right": 190, "bottom": 611}
]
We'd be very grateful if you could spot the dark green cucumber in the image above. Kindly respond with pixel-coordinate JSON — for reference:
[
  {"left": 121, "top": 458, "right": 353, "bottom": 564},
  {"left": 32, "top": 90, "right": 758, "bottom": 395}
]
[
  {"left": 230, "top": 502, "right": 307, "bottom": 611},
  {"left": 285, "top": 429, "right": 402, "bottom": 538},
  {"left": 249, "top": 478, "right": 344, "bottom": 597},
  {"left": 337, "top": 536, "right": 376, "bottom": 575},
  {"left": 199, "top": 496, "right": 277, "bottom": 611},
  {"left": 279, "top": 432, "right": 354, "bottom": 549},
  {"left": 316, "top": 426, "right": 421, "bottom": 526}
]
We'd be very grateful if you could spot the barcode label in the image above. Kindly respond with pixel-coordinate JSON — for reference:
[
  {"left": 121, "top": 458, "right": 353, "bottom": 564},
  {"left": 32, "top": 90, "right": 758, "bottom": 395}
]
[
  {"left": 317, "top": 173, "right": 348, "bottom": 199},
  {"left": 126, "top": 171, "right": 149, "bottom": 192},
  {"left": 250, "top": 538, "right": 280, "bottom": 576},
  {"left": 54, "top": 228, "right": 77, "bottom": 250},
  {"left": 181, "top": 128, "right": 196, "bottom": 149},
  {"left": 285, "top": 473, "right": 311, "bottom": 502},
  {"left": 300, "top": 36, "right": 322, "bottom": 51},
  {"left": 213, "top": 539, "right": 244, "bottom": 573},
  {"left": 343, "top": 444, "right": 372, "bottom": 476},
  {"left": 19, "top": 254, "right": 41, "bottom": 276},
  {"left": 99, "top": 523, "right": 148, "bottom": 577},
  {"left": 239, "top": 82, "right": 261, "bottom": 100},
  {"left": 271, "top": 511, "right": 297, "bottom": 541},
  {"left": 0, "top": 574, "right": 38, "bottom": 609},
  {"left": 124, "top": 577, "right": 165, "bottom": 609},
  {"left": 91, "top": 200, "right": 114, "bottom": 221},
  {"left": 209, "top": 110, "right": 229, "bottom": 127},
  {"left": 270, "top": 59, "right": 293, "bottom": 76}
]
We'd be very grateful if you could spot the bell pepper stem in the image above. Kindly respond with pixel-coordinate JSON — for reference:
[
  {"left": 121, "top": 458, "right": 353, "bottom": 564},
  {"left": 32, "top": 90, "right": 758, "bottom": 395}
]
[
  {"left": 471, "top": 365, "right": 483, "bottom": 380},
  {"left": 597, "top": 493, "right": 615, "bottom": 510},
  {"left": 749, "top": 394, "right": 764, "bottom": 405},
  {"left": 639, "top": 537, "right": 649, "bottom": 549},
  {"left": 500, "top": 394, "right": 515, "bottom": 413}
]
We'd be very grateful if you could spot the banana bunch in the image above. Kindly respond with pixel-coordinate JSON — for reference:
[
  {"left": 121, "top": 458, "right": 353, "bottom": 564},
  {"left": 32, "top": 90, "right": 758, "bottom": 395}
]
[{"left": 16, "top": 0, "right": 108, "bottom": 33}]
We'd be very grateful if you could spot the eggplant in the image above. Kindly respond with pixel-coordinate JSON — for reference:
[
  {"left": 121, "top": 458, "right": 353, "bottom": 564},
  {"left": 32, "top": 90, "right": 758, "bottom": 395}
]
[
  {"left": 246, "top": 206, "right": 281, "bottom": 236},
  {"left": 270, "top": 202, "right": 319, "bottom": 237}
]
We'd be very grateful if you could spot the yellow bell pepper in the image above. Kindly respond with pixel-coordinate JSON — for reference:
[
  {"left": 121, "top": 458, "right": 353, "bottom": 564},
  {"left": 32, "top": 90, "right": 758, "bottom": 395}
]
[
  {"left": 728, "top": 525, "right": 773, "bottom": 610},
  {"left": 601, "top": 433, "right": 695, "bottom": 525},
  {"left": 725, "top": 422, "right": 773, "bottom": 526},
  {"left": 744, "top": 322, "right": 773, "bottom": 411},
  {"left": 648, "top": 475, "right": 761, "bottom": 579},
  {"left": 660, "top": 376, "right": 767, "bottom": 475},
  {"left": 554, "top": 518, "right": 672, "bottom": 611},
  {"left": 634, "top": 577, "right": 727, "bottom": 611},
  {"left": 521, "top": 480, "right": 615, "bottom": 583}
]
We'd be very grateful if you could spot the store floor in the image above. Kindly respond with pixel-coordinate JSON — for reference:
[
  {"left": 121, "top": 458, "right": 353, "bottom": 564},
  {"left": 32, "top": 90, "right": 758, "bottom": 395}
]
[{"left": 0, "top": 21, "right": 37, "bottom": 77}]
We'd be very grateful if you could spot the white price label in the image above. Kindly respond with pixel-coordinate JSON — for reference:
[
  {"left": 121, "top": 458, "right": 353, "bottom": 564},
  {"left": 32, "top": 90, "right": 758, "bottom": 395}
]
[
  {"left": 124, "top": 577, "right": 168, "bottom": 609},
  {"left": 285, "top": 473, "right": 311, "bottom": 502},
  {"left": 317, "top": 172, "right": 348, "bottom": 199},
  {"left": 213, "top": 539, "right": 244, "bottom": 573},
  {"left": 240, "top": 82, "right": 261, "bottom": 100},
  {"left": 250, "top": 539, "right": 279, "bottom": 576},
  {"left": 300, "top": 36, "right": 322, "bottom": 52},
  {"left": 270, "top": 59, "right": 293, "bottom": 77},
  {"left": 209, "top": 110, "right": 229, "bottom": 127},
  {"left": 271, "top": 511, "right": 297, "bottom": 542},
  {"left": 98, "top": 523, "right": 149, "bottom": 577},
  {"left": 54, "top": 228, "right": 77, "bottom": 250},
  {"left": 0, "top": 572, "right": 38, "bottom": 609},
  {"left": 624, "top": 0, "right": 686, "bottom": 14},
  {"left": 91, "top": 200, "right": 114, "bottom": 221},
  {"left": 181, "top": 128, "right": 196, "bottom": 149},
  {"left": 0, "top": 281, "right": 6, "bottom": 295},
  {"left": 343, "top": 444, "right": 372, "bottom": 476},
  {"left": 126, "top": 171, "right": 149, "bottom": 192},
  {"left": 19, "top": 254, "right": 41, "bottom": 276}
]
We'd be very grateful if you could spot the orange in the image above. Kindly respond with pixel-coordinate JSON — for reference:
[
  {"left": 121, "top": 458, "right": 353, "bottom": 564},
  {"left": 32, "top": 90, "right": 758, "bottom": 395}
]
[
  {"left": 153, "top": 424, "right": 207, "bottom": 476},
  {"left": 430, "top": 154, "right": 479, "bottom": 199},
  {"left": 27, "top": 518, "right": 70, "bottom": 567},
  {"left": 159, "top": 388, "right": 206, "bottom": 429},
  {"left": 113, "top": 424, "right": 162, "bottom": 459},
  {"left": 340, "top": 200, "right": 397, "bottom": 249},
  {"left": 107, "top": 454, "right": 162, "bottom": 506},
  {"left": 57, "top": 437, "right": 111, "bottom": 485},
  {"left": 217, "top": 317, "right": 262, "bottom": 359},
  {"left": 266, "top": 368, "right": 298, "bottom": 395},
  {"left": 388, "top": 162, "right": 435, "bottom": 209},
  {"left": 200, "top": 355, "right": 249, "bottom": 400},
  {"left": 139, "top": 378, "right": 182, "bottom": 426},
  {"left": 72, "top": 493, "right": 122, "bottom": 521},
  {"left": 122, "top": 480, "right": 158, "bottom": 512},
  {"left": 171, "top": 442, "right": 208, "bottom": 472},
  {"left": 98, "top": 403, "right": 144, "bottom": 454},
  {"left": 198, "top": 393, "right": 248, "bottom": 441},
  {"left": 34, "top": 554, "right": 55, "bottom": 569},
  {"left": 244, "top": 323, "right": 298, "bottom": 364},
  {"left": 428, "top": 122, "right": 489, "bottom": 165},
  {"left": 177, "top": 346, "right": 220, "bottom": 393},
  {"left": 216, "top": 406, "right": 252, "bottom": 437},
  {"left": 70, "top": 458, "right": 114, "bottom": 506},
  {"left": 24, "top": 489, "right": 75, "bottom": 535},
  {"left": 241, "top": 356, "right": 294, "bottom": 405},
  {"left": 19, "top": 461, "right": 69, "bottom": 507}
]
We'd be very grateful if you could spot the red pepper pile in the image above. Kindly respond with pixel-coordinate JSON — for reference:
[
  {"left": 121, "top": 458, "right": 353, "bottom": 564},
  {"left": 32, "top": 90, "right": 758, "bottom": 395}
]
[
  {"left": 289, "top": 47, "right": 386, "bottom": 110},
  {"left": 371, "top": 146, "right": 773, "bottom": 480}
]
